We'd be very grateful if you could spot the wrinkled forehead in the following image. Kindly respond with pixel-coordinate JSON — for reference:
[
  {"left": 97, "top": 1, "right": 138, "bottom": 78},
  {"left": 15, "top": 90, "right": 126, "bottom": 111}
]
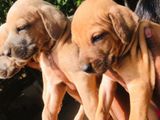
[
  {"left": 72, "top": 0, "right": 113, "bottom": 25},
  {"left": 6, "top": 0, "right": 42, "bottom": 25},
  {"left": 71, "top": 0, "right": 113, "bottom": 41},
  {"left": 72, "top": 0, "right": 100, "bottom": 27}
]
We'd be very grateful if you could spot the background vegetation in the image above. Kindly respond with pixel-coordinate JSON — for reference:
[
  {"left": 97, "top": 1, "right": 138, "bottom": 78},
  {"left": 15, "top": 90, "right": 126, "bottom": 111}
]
[{"left": 0, "top": 0, "right": 83, "bottom": 25}]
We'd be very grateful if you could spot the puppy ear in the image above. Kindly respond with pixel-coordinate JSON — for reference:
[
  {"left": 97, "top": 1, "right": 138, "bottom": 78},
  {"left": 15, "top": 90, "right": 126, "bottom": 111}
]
[
  {"left": 37, "top": 3, "right": 68, "bottom": 42},
  {"left": 108, "top": 5, "right": 139, "bottom": 44}
]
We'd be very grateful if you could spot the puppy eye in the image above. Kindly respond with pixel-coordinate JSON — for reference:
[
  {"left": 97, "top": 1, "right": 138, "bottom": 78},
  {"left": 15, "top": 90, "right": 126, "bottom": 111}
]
[
  {"left": 17, "top": 24, "right": 30, "bottom": 32},
  {"left": 92, "top": 32, "right": 107, "bottom": 44}
]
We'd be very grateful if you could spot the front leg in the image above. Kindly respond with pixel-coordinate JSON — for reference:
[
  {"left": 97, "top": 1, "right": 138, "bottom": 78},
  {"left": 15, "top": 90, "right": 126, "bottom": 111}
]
[
  {"left": 127, "top": 81, "right": 152, "bottom": 120},
  {"left": 66, "top": 87, "right": 85, "bottom": 120},
  {"left": 69, "top": 72, "right": 98, "bottom": 120},
  {"left": 42, "top": 74, "right": 66, "bottom": 120},
  {"left": 95, "top": 75, "right": 116, "bottom": 120},
  {"left": 39, "top": 53, "right": 67, "bottom": 120}
]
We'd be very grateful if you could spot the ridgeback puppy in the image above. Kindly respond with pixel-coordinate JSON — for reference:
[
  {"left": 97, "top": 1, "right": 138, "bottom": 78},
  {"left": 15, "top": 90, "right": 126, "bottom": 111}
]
[
  {"left": 0, "top": 0, "right": 99, "bottom": 119},
  {"left": 0, "top": 23, "right": 87, "bottom": 119},
  {"left": 71, "top": 0, "right": 160, "bottom": 120}
]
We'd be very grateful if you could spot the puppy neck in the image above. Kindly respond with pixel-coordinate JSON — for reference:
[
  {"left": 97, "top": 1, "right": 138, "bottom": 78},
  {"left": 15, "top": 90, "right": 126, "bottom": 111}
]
[{"left": 57, "top": 19, "right": 71, "bottom": 45}]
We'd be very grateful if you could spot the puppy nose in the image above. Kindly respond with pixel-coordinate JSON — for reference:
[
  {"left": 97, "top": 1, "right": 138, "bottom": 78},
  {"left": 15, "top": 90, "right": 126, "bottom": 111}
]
[{"left": 82, "top": 63, "right": 95, "bottom": 73}]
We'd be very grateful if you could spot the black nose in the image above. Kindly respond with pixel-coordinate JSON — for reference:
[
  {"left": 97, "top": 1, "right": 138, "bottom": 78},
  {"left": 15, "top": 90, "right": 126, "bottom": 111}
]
[{"left": 82, "top": 63, "right": 95, "bottom": 73}]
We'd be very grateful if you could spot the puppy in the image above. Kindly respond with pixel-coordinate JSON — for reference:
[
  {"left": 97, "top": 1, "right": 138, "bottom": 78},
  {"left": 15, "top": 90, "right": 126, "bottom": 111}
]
[
  {"left": 71, "top": 0, "right": 160, "bottom": 119},
  {"left": 0, "top": 23, "right": 86, "bottom": 119},
  {"left": 1, "top": 0, "right": 99, "bottom": 119}
]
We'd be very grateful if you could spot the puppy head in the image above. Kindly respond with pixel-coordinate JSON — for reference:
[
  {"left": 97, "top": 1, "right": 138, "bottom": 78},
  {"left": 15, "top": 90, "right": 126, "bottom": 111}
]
[
  {"left": 71, "top": 0, "right": 139, "bottom": 74},
  {"left": 3, "top": 0, "right": 67, "bottom": 61}
]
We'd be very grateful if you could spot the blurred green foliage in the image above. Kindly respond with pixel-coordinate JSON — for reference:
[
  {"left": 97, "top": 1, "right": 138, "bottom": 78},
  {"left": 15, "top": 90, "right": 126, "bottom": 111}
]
[
  {"left": 0, "top": 0, "right": 15, "bottom": 24},
  {"left": 48, "top": 0, "right": 83, "bottom": 16},
  {"left": 0, "top": 0, "right": 83, "bottom": 24}
]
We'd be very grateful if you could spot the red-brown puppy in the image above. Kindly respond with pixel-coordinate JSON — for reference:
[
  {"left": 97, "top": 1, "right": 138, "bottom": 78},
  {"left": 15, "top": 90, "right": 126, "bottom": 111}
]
[{"left": 71, "top": 0, "right": 160, "bottom": 120}]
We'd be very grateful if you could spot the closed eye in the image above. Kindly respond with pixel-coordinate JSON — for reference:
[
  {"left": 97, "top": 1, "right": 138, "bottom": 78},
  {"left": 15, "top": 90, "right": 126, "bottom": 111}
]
[
  {"left": 92, "top": 32, "right": 108, "bottom": 44},
  {"left": 17, "top": 24, "right": 30, "bottom": 32}
]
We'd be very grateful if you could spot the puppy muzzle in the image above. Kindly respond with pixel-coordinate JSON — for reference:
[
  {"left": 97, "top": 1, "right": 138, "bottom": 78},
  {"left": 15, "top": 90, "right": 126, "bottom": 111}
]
[
  {"left": 81, "top": 59, "right": 109, "bottom": 75},
  {"left": 92, "top": 59, "right": 109, "bottom": 74},
  {"left": 4, "top": 44, "right": 38, "bottom": 60}
]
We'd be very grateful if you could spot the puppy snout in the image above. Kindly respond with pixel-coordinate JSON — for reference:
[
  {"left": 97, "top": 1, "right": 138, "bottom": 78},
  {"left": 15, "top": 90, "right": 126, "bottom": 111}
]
[
  {"left": 81, "top": 63, "right": 95, "bottom": 73},
  {"left": 14, "top": 46, "right": 28, "bottom": 59},
  {"left": 13, "top": 43, "right": 37, "bottom": 60}
]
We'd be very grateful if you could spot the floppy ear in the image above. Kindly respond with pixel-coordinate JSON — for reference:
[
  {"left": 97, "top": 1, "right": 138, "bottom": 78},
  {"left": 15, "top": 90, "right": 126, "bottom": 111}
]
[
  {"left": 37, "top": 2, "right": 68, "bottom": 42},
  {"left": 108, "top": 5, "right": 139, "bottom": 44}
]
